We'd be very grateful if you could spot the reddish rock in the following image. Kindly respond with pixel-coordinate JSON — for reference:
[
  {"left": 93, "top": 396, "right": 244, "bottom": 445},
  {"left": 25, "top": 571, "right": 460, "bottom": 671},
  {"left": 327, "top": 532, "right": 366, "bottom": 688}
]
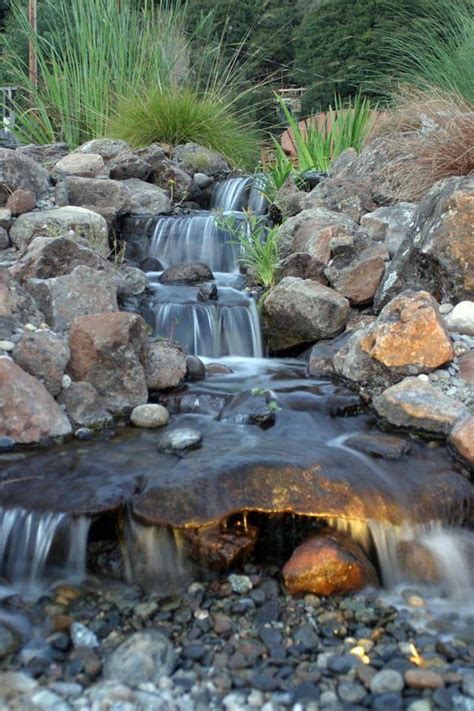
[
  {"left": 145, "top": 340, "right": 187, "bottom": 390},
  {"left": 12, "top": 329, "right": 70, "bottom": 396},
  {"left": 278, "top": 208, "right": 357, "bottom": 265},
  {"left": 0, "top": 358, "right": 71, "bottom": 443},
  {"left": 459, "top": 351, "right": 474, "bottom": 385},
  {"left": 325, "top": 244, "right": 389, "bottom": 305},
  {"left": 68, "top": 312, "right": 148, "bottom": 414},
  {"left": 6, "top": 188, "right": 36, "bottom": 216},
  {"left": 282, "top": 529, "right": 378, "bottom": 596},
  {"left": 405, "top": 669, "right": 444, "bottom": 690},
  {"left": 184, "top": 523, "right": 258, "bottom": 569},
  {"left": 450, "top": 416, "right": 474, "bottom": 468}
]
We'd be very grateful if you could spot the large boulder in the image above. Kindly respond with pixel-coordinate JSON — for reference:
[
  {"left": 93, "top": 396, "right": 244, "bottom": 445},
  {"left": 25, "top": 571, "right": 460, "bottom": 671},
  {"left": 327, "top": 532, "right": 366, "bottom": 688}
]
[
  {"left": 145, "top": 340, "right": 187, "bottom": 390},
  {"left": 122, "top": 179, "right": 171, "bottom": 215},
  {"left": 57, "top": 382, "right": 113, "bottom": 429},
  {"left": 55, "top": 176, "right": 130, "bottom": 225},
  {"left": 302, "top": 177, "right": 376, "bottom": 223},
  {"left": 278, "top": 207, "right": 358, "bottom": 264},
  {"left": 51, "top": 152, "right": 108, "bottom": 181},
  {"left": 150, "top": 159, "right": 192, "bottom": 202},
  {"left": 0, "top": 358, "right": 72, "bottom": 443},
  {"left": 75, "top": 138, "right": 130, "bottom": 160},
  {"left": 263, "top": 277, "right": 350, "bottom": 351},
  {"left": 68, "top": 312, "right": 148, "bottom": 413},
  {"left": 6, "top": 188, "right": 36, "bottom": 216},
  {"left": 324, "top": 243, "right": 389, "bottom": 305},
  {"left": 12, "top": 330, "right": 70, "bottom": 396},
  {"left": 0, "top": 147, "right": 49, "bottom": 206},
  {"left": 375, "top": 176, "right": 474, "bottom": 309},
  {"left": 9, "top": 206, "right": 108, "bottom": 252},
  {"left": 0, "top": 268, "right": 44, "bottom": 331},
  {"left": 282, "top": 529, "right": 378, "bottom": 596},
  {"left": 108, "top": 152, "right": 152, "bottom": 181},
  {"left": 27, "top": 265, "right": 118, "bottom": 331},
  {"left": 16, "top": 142, "right": 69, "bottom": 169},
  {"left": 173, "top": 142, "right": 230, "bottom": 177},
  {"left": 373, "top": 377, "right": 468, "bottom": 435},
  {"left": 334, "top": 291, "right": 454, "bottom": 388},
  {"left": 360, "top": 202, "right": 416, "bottom": 256},
  {"left": 11, "top": 236, "right": 112, "bottom": 283}
]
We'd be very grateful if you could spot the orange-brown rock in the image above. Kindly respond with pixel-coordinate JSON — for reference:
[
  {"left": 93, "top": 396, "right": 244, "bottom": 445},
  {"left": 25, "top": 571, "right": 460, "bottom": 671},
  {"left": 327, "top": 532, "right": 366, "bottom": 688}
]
[
  {"left": 277, "top": 207, "right": 357, "bottom": 265},
  {"left": 68, "top": 312, "right": 148, "bottom": 414},
  {"left": 397, "top": 541, "right": 440, "bottom": 583},
  {"left": 282, "top": 529, "right": 378, "bottom": 596},
  {"left": 0, "top": 358, "right": 72, "bottom": 443},
  {"left": 361, "top": 291, "right": 454, "bottom": 373},
  {"left": 183, "top": 522, "right": 258, "bottom": 569},
  {"left": 450, "top": 416, "right": 474, "bottom": 468}
]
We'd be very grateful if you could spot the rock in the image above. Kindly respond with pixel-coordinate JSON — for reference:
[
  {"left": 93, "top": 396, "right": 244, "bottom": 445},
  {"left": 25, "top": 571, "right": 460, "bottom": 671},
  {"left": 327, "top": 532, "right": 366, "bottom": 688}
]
[
  {"left": 0, "top": 268, "right": 44, "bottom": 328},
  {"left": 185, "top": 524, "right": 256, "bottom": 569},
  {"left": 0, "top": 147, "right": 50, "bottom": 206},
  {"left": 193, "top": 172, "right": 213, "bottom": 189},
  {"left": 445, "top": 301, "right": 474, "bottom": 336},
  {"left": 173, "top": 142, "right": 230, "bottom": 176},
  {"left": 450, "top": 416, "right": 474, "bottom": 467},
  {"left": 145, "top": 340, "right": 187, "bottom": 390},
  {"left": 0, "top": 340, "right": 13, "bottom": 351},
  {"left": 360, "top": 203, "right": 416, "bottom": 256},
  {"left": 151, "top": 159, "right": 192, "bottom": 202},
  {"left": 186, "top": 354, "right": 205, "bottom": 380},
  {"left": 140, "top": 257, "right": 163, "bottom": 273},
  {"left": 109, "top": 152, "right": 152, "bottom": 181},
  {"left": 228, "top": 574, "right": 253, "bottom": 594},
  {"left": 344, "top": 432, "right": 411, "bottom": 459},
  {"left": 325, "top": 243, "right": 389, "bottom": 305},
  {"left": 55, "top": 176, "right": 130, "bottom": 225},
  {"left": 115, "top": 265, "right": 149, "bottom": 299},
  {"left": 462, "top": 673, "right": 474, "bottom": 698},
  {"left": 159, "top": 262, "right": 214, "bottom": 285},
  {"left": 12, "top": 329, "right": 70, "bottom": 396},
  {"left": 157, "top": 427, "right": 202, "bottom": 451},
  {"left": 373, "top": 378, "right": 468, "bottom": 435},
  {"left": 17, "top": 142, "right": 69, "bottom": 168},
  {"left": 0, "top": 624, "right": 21, "bottom": 659},
  {"left": 273, "top": 179, "right": 305, "bottom": 218},
  {"left": 0, "top": 358, "right": 72, "bottom": 443},
  {"left": 0, "top": 227, "right": 9, "bottom": 250},
  {"left": 51, "top": 152, "right": 107, "bottom": 181},
  {"left": 122, "top": 178, "right": 171, "bottom": 215},
  {"left": 9, "top": 206, "right": 108, "bottom": 252},
  {"left": 282, "top": 529, "right": 378, "bottom": 596},
  {"left": 279, "top": 252, "right": 328, "bottom": 283},
  {"left": 278, "top": 207, "right": 357, "bottom": 264},
  {"left": 57, "top": 382, "right": 113, "bottom": 429},
  {"left": 103, "top": 631, "right": 176, "bottom": 686},
  {"left": 262, "top": 277, "right": 350, "bottom": 351},
  {"left": 0, "top": 208, "right": 11, "bottom": 230},
  {"left": 75, "top": 138, "right": 130, "bottom": 160},
  {"left": 130, "top": 403, "right": 170, "bottom": 428},
  {"left": 376, "top": 176, "right": 474, "bottom": 308},
  {"left": 397, "top": 541, "right": 440, "bottom": 583},
  {"left": 307, "top": 332, "right": 352, "bottom": 377},
  {"left": 27, "top": 265, "right": 118, "bottom": 331},
  {"left": 68, "top": 312, "right": 148, "bottom": 414},
  {"left": 302, "top": 177, "right": 376, "bottom": 222},
  {"left": 370, "top": 669, "right": 404, "bottom": 694},
  {"left": 6, "top": 188, "right": 36, "bottom": 216},
  {"left": 70, "top": 622, "right": 99, "bottom": 648},
  {"left": 405, "top": 669, "right": 444, "bottom": 690},
  {"left": 334, "top": 291, "right": 454, "bottom": 387},
  {"left": 329, "top": 147, "right": 357, "bottom": 177}
]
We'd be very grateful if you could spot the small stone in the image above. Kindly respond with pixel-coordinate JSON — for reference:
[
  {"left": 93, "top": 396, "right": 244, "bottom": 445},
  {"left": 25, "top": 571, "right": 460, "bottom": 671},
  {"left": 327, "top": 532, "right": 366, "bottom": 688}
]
[
  {"left": 130, "top": 404, "right": 169, "bottom": 428},
  {"left": 370, "top": 669, "right": 404, "bottom": 694},
  {"left": 0, "top": 340, "right": 15, "bottom": 351},
  {"left": 405, "top": 669, "right": 444, "bottom": 689},
  {"left": 62, "top": 374, "right": 72, "bottom": 389},
  {"left": 338, "top": 681, "right": 366, "bottom": 704},
  {"left": 75, "top": 428, "right": 93, "bottom": 440},
  {"left": 157, "top": 427, "right": 202, "bottom": 452},
  {"left": 407, "top": 701, "right": 433, "bottom": 711},
  {"left": 445, "top": 301, "right": 474, "bottom": 336},
  {"left": 70, "top": 622, "right": 99, "bottom": 648},
  {"left": 0, "top": 436, "right": 15, "bottom": 451},
  {"left": 228, "top": 574, "right": 253, "bottom": 594}
]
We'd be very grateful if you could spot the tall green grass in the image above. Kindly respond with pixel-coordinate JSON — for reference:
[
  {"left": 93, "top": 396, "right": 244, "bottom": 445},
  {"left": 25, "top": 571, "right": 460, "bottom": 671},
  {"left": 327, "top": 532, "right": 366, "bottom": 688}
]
[
  {"left": 379, "top": 0, "right": 474, "bottom": 105},
  {"left": 273, "top": 93, "right": 375, "bottom": 173}
]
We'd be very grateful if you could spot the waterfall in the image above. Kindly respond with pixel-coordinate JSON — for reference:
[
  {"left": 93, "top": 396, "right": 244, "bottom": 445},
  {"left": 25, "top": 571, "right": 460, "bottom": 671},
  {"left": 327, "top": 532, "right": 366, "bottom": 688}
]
[{"left": 0, "top": 507, "right": 90, "bottom": 596}]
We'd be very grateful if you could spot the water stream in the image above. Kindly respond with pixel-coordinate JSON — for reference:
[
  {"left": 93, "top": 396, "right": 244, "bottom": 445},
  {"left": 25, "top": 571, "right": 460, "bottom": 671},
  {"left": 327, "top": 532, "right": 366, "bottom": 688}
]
[{"left": 0, "top": 176, "right": 472, "bottom": 638}]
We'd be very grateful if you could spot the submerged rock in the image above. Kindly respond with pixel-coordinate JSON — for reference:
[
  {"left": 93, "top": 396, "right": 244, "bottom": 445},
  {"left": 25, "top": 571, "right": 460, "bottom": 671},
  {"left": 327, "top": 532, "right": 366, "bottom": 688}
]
[
  {"left": 184, "top": 523, "right": 257, "bottom": 569},
  {"left": 282, "top": 529, "right": 378, "bottom": 596},
  {"left": 344, "top": 432, "right": 411, "bottom": 460},
  {"left": 131, "top": 404, "right": 170, "bottom": 428},
  {"left": 157, "top": 427, "right": 202, "bottom": 452},
  {"left": 263, "top": 277, "right": 350, "bottom": 351},
  {"left": 0, "top": 358, "right": 72, "bottom": 443},
  {"left": 159, "top": 262, "right": 214, "bottom": 285},
  {"left": 103, "top": 630, "right": 176, "bottom": 686},
  {"left": 373, "top": 377, "right": 468, "bottom": 435}
]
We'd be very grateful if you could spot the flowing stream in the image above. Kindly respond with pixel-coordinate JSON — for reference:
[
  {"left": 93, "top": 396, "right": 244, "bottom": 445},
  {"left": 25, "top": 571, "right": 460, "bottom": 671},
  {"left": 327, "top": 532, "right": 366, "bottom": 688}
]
[{"left": 0, "top": 176, "right": 472, "bottom": 639}]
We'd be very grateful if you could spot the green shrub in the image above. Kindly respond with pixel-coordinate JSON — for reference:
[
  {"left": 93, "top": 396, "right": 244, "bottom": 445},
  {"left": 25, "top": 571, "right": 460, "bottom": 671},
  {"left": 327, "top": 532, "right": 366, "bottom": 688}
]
[{"left": 108, "top": 87, "right": 260, "bottom": 169}]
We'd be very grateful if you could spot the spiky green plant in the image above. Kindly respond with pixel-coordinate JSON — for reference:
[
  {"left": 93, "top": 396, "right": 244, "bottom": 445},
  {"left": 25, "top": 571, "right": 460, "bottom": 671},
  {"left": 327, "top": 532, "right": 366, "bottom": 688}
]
[
  {"left": 275, "top": 92, "right": 376, "bottom": 172},
  {"left": 256, "top": 145, "right": 294, "bottom": 202}
]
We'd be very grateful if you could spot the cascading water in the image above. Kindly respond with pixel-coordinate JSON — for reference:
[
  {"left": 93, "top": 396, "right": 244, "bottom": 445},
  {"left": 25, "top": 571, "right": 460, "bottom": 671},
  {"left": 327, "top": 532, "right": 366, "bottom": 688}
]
[
  {"left": 143, "top": 176, "right": 266, "bottom": 357},
  {"left": 0, "top": 507, "right": 90, "bottom": 597}
]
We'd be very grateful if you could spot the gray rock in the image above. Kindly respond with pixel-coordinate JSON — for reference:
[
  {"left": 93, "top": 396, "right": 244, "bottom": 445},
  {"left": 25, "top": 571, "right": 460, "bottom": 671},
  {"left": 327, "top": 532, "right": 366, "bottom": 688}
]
[
  {"left": 103, "top": 630, "right": 176, "bottom": 686},
  {"left": 75, "top": 138, "right": 130, "bottom": 160},
  {"left": 373, "top": 377, "right": 468, "bottom": 435},
  {"left": 130, "top": 403, "right": 170, "bottom": 428},
  {"left": 55, "top": 176, "right": 130, "bottom": 226},
  {"left": 173, "top": 142, "right": 230, "bottom": 177},
  {"left": 159, "top": 262, "right": 213, "bottom": 285},
  {"left": 151, "top": 159, "right": 192, "bottom": 202},
  {"left": 0, "top": 208, "right": 11, "bottom": 230},
  {"left": 17, "top": 142, "right": 69, "bottom": 168},
  {"left": 0, "top": 147, "right": 50, "bottom": 206},
  {"left": 193, "top": 172, "right": 213, "bottom": 189},
  {"left": 27, "top": 265, "right": 118, "bottom": 331},
  {"left": 122, "top": 178, "right": 171, "bottom": 215},
  {"left": 145, "top": 340, "right": 187, "bottom": 390},
  {"left": 370, "top": 669, "right": 404, "bottom": 694},
  {"left": 0, "top": 268, "right": 44, "bottom": 328},
  {"left": 109, "top": 151, "right": 152, "bottom": 181},
  {"left": 463, "top": 672, "right": 474, "bottom": 699},
  {"left": 57, "top": 382, "right": 113, "bottom": 429},
  {"left": 302, "top": 176, "right": 376, "bottom": 222},
  {"left": 262, "top": 277, "right": 350, "bottom": 351},
  {"left": 228, "top": 574, "right": 253, "bottom": 594},
  {"left": 9, "top": 206, "right": 108, "bottom": 252},
  {"left": 445, "top": 301, "right": 474, "bottom": 336},
  {"left": 0, "top": 624, "right": 21, "bottom": 659},
  {"left": 51, "top": 152, "right": 107, "bottom": 181},
  {"left": 157, "top": 427, "right": 202, "bottom": 452},
  {"left": 277, "top": 207, "right": 357, "bottom": 263},
  {"left": 360, "top": 202, "right": 416, "bottom": 256},
  {"left": 13, "top": 329, "right": 70, "bottom": 396},
  {"left": 115, "top": 265, "right": 149, "bottom": 299},
  {"left": 70, "top": 622, "right": 99, "bottom": 649}
]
